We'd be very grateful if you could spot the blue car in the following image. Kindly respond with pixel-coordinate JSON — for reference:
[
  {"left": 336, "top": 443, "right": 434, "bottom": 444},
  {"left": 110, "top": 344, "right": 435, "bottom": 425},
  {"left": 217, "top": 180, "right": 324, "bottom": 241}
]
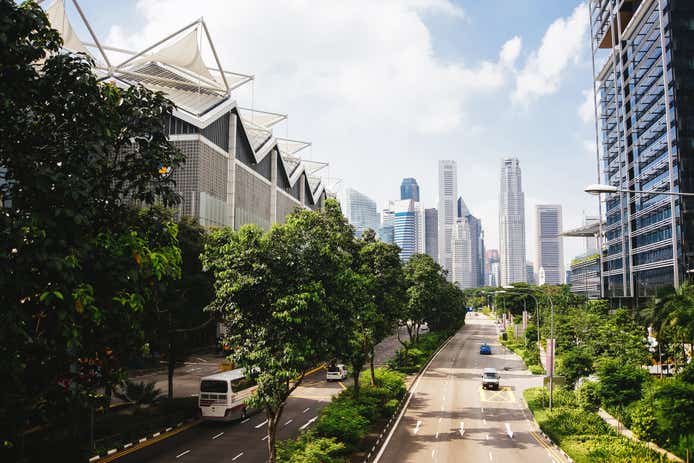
[{"left": 479, "top": 343, "right": 492, "bottom": 355}]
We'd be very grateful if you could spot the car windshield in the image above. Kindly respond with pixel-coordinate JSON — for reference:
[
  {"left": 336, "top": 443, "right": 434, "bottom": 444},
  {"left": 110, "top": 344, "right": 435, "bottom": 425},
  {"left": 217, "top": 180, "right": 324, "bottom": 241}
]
[{"left": 484, "top": 373, "right": 497, "bottom": 379}]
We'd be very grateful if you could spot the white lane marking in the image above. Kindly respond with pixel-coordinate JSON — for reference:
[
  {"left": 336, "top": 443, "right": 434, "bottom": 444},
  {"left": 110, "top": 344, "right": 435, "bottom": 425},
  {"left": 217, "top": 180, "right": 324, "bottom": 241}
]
[
  {"left": 505, "top": 423, "right": 513, "bottom": 439},
  {"left": 241, "top": 418, "right": 250, "bottom": 424},
  {"left": 486, "top": 433, "right": 490, "bottom": 440},
  {"left": 459, "top": 422, "right": 465, "bottom": 436},
  {"left": 255, "top": 420, "right": 268, "bottom": 428},
  {"left": 483, "top": 418, "right": 487, "bottom": 424},
  {"left": 435, "top": 431, "right": 439, "bottom": 439},
  {"left": 261, "top": 435, "right": 268, "bottom": 441},
  {"left": 414, "top": 420, "right": 422, "bottom": 435},
  {"left": 438, "top": 417, "right": 442, "bottom": 423},
  {"left": 232, "top": 452, "right": 244, "bottom": 461},
  {"left": 373, "top": 334, "right": 457, "bottom": 463},
  {"left": 299, "top": 416, "right": 317, "bottom": 430},
  {"left": 431, "top": 449, "right": 437, "bottom": 458},
  {"left": 302, "top": 407, "right": 310, "bottom": 413},
  {"left": 212, "top": 432, "right": 224, "bottom": 440},
  {"left": 284, "top": 419, "right": 293, "bottom": 426},
  {"left": 176, "top": 450, "right": 191, "bottom": 459},
  {"left": 481, "top": 408, "right": 484, "bottom": 413},
  {"left": 189, "top": 394, "right": 198, "bottom": 397},
  {"left": 489, "top": 451, "right": 493, "bottom": 461}
]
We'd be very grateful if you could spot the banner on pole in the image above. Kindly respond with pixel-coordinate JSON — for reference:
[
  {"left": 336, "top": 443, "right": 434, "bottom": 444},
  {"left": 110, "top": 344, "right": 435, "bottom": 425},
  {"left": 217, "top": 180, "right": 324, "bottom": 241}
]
[
  {"left": 522, "top": 310, "right": 528, "bottom": 330},
  {"left": 546, "top": 338, "right": 556, "bottom": 377}
]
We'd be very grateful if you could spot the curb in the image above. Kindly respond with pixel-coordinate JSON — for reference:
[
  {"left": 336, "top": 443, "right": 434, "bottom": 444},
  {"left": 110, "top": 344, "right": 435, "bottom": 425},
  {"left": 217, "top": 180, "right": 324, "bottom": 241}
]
[
  {"left": 364, "top": 330, "right": 459, "bottom": 463},
  {"left": 89, "top": 417, "right": 201, "bottom": 463}
]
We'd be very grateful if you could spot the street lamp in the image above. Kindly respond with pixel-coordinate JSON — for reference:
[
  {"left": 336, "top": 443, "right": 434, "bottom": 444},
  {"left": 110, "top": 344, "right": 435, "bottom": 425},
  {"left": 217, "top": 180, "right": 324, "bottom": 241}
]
[{"left": 584, "top": 183, "right": 694, "bottom": 197}]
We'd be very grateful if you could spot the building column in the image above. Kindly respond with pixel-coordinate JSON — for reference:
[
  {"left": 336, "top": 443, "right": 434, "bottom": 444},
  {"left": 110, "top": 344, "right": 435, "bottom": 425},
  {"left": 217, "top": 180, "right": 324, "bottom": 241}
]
[
  {"left": 270, "top": 149, "right": 278, "bottom": 223},
  {"left": 227, "top": 113, "right": 237, "bottom": 229}
]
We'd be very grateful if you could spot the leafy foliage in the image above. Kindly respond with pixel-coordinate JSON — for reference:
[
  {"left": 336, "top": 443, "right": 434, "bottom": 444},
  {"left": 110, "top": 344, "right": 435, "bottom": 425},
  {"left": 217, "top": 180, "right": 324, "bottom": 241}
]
[{"left": 596, "top": 359, "right": 647, "bottom": 408}]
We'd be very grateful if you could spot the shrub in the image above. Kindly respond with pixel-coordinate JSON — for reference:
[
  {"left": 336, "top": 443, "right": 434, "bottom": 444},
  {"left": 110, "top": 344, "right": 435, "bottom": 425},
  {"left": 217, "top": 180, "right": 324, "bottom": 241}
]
[
  {"left": 679, "top": 362, "right": 694, "bottom": 384},
  {"left": 115, "top": 380, "right": 160, "bottom": 407},
  {"left": 384, "top": 399, "right": 400, "bottom": 416},
  {"left": 558, "top": 348, "right": 594, "bottom": 388},
  {"left": 314, "top": 400, "right": 369, "bottom": 449},
  {"left": 361, "top": 368, "right": 405, "bottom": 400},
  {"left": 596, "top": 359, "right": 647, "bottom": 407},
  {"left": 541, "top": 407, "right": 611, "bottom": 440},
  {"left": 529, "top": 364, "right": 545, "bottom": 375},
  {"left": 277, "top": 433, "right": 346, "bottom": 463},
  {"left": 628, "top": 401, "right": 658, "bottom": 442},
  {"left": 576, "top": 381, "right": 601, "bottom": 412}
]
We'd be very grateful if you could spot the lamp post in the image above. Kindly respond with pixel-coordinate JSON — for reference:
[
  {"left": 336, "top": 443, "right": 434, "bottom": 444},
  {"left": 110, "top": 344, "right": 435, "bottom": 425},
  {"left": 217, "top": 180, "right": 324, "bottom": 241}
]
[{"left": 584, "top": 184, "right": 694, "bottom": 197}]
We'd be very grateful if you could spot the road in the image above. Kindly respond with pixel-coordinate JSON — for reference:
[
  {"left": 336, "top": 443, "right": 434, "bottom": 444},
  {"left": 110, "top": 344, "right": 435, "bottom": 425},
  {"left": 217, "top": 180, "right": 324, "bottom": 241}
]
[{"left": 375, "top": 315, "right": 567, "bottom": 463}]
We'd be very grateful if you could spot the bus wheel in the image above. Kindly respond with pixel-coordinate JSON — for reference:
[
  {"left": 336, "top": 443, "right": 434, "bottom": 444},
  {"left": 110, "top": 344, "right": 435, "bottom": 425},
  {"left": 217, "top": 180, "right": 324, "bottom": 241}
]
[{"left": 241, "top": 407, "right": 247, "bottom": 420}]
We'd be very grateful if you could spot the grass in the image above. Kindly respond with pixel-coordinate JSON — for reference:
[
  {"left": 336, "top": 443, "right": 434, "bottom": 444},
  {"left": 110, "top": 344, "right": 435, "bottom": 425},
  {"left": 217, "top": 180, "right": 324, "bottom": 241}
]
[
  {"left": 387, "top": 331, "right": 450, "bottom": 374},
  {"left": 524, "top": 387, "right": 664, "bottom": 463}
]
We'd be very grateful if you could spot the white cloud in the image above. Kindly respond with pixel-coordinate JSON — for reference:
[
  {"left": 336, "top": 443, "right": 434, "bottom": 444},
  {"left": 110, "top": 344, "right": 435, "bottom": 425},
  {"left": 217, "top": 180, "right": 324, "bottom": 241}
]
[
  {"left": 578, "top": 88, "right": 595, "bottom": 124},
  {"left": 500, "top": 36, "right": 522, "bottom": 69},
  {"left": 107, "top": 0, "right": 518, "bottom": 135},
  {"left": 512, "top": 3, "right": 589, "bottom": 105}
]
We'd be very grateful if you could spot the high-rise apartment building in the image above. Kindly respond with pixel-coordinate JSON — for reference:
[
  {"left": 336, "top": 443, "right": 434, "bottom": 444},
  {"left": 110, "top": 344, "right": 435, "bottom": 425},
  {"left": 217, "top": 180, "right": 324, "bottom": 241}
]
[
  {"left": 535, "top": 205, "right": 564, "bottom": 285},
  {"left": 590, "top": 0, "right": 694, "bottom": 298},
  {"left": 400, "top": 178, "right": 420, "bottom": 202},
  {"left": 499, "top": 158, "right": 526, "bottom": 285},
  {"left": 438, "top": 161, "right": 458, "bottom": 280},
  {"left": 343, "top": 188, "right": 379, "bottom": 238},
  {"left": 392, "top": 199, "right": 417, "bottom": 261},
  {"left": 424, "top": 208, "right": 439, "bottom": 262},
  {"left": 452, "top": 218, "right": 474, "bottom": 288}
]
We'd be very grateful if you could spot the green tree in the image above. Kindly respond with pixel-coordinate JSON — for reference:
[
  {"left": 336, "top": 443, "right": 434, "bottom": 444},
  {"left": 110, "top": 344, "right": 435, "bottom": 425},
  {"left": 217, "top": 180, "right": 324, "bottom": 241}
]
[
  {"left": 202, "top": 200, "right": 354, "bottom": 463},
  {"left": 597, "top": 358, "right": 647, "bottom": 409},
  {"left": 653, "top": 380, "right": 694, "bottom": 455},
  {"left": 0, "top": 2, "right": 184, "bottom": 458},
  {"left": 557, "top": 347, "right": 594, "bottom": 388}
]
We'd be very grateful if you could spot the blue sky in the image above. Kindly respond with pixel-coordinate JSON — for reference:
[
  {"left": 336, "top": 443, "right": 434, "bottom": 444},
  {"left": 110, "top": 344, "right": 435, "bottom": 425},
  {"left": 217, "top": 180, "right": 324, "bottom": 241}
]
[{"left": 57, "top": 0, "right": 599, "bottom": 268}]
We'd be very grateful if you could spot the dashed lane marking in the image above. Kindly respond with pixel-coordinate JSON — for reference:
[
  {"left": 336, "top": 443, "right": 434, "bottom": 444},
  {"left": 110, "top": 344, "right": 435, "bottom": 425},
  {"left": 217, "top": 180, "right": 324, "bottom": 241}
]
[
  {"left": 299, "top": 417, "right": 317, "bottom": 430},
  {"left": 176, "top": 450, "right": 191, "bottom": 459},
  {"left": 232, "top": 452, "right": 244, "bottom": 461},
  {"left": 414, "top": 420, "right": 422, "bottom": 435},
  {"left": 302, "top": 407, "right": 310, "bottom": 413},
  {"left": 212, "top": 432, "right": 224, "bottom": 440},
  {"left": 284, "top": 419, "right": 293, "bottom": 426},
  {"left": 255, "top": 420, "right": 268, "bottom": 428},
  {"left": 241, "top": 418, "right": 250, "bottom": 424}
]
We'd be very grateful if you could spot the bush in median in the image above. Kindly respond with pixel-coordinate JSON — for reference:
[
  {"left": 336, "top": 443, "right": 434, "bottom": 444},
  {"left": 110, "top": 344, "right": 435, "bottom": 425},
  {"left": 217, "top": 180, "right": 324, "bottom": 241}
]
[{"left": 277, "top": 433, "right": 345, "bottom": 463}]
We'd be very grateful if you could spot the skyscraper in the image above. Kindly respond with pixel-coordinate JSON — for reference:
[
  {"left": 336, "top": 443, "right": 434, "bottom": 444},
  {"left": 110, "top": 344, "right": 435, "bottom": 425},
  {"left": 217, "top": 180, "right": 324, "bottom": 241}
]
[
  {"left": 438, "top": 161, "right": 458, "bottom": 279},
  {"left": 343, "top": 188, "right": 379, "bottom": 238},
  {"left": 499, "top": 158, "right": 526, "bottom": 285},
  {"left": 424, "top": 208, "right": 438, "bottom": 262},
  {"left": 457, "top": 196, "right": 485, "bottom": 287},
  {"left": 414, "top": 201, "right": 426, "bottom": 254},
  {"left": 400, "top": 178, "right": 420, "bottom": 202},
  {"left": 485, "top": 249, "right": 500, "bottom": 286},
  {"left": 379, "top": 206, "right": 395, "bottom": 245},
  {"left": 590, "top": 0, "right": 694, "bottom": 298},
  {"left": 452, "top": 218, "right": 474, "bottom": 288},
  {"left": 392, "top": 199, "right": 417, "bottom": 261},
  {"left": 535, "top": 204, "right": 564, "bottom": 285}
]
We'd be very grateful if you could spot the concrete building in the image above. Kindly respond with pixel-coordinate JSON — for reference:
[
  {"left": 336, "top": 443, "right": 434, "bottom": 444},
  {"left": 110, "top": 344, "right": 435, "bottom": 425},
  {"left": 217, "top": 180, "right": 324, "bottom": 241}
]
[
  {"left": 343, "top": 187, "right": 379, "bottom": 238},
  {"left": 563, "top": 220, "right": 602, "bottom": 298},
  {"left": 590, "top": 0, "right": 694, "bottom": 299},
  {"left": 400, "top": 177, "right": 420, "bottom": 202},
  {"left": 43, "top": 3, "right": 330, "bottom": 233},
  {"left": 424, "top": 208, "right": 439, "bottom": 262},
  {"left": 438, "top": 161, "right": 458, "bottom": 279},
  {"left": 414, "top": 201, "right": 426, "bottom": 255},
  {"left": 499, "top": 158, "right": 526, "bottom": 285},
  {"left": 535, "top": 204, "right": 564, "bottom": 285}
]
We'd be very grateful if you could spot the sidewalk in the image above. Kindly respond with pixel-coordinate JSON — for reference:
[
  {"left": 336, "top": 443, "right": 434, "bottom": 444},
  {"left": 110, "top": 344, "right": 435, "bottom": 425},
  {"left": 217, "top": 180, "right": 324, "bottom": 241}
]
[{"left": 597, "top": 409, "right": 684, "bottom": 462}]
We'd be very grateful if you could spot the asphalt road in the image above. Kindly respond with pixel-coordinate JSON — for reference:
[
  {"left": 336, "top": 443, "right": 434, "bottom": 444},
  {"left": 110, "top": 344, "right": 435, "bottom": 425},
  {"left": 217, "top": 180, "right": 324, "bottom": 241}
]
[{"left": 375, "top": 315, "right": 568, "bottom": 463}]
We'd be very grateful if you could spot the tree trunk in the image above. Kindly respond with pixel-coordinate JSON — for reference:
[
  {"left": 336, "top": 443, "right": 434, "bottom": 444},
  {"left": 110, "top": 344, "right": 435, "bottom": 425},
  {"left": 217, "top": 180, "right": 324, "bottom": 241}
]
[
  {"left": 266, "top": 410, "right": 278, "bottom": 463},
  {"left": 167, "top": 334, "right": 175, "bottom": 400},
  {"left": 369, "top": 345, "right": 377, "bottom": 386},
  {"left": 353, "top": 362, "right": 361, "bottom": 398},
  {"left": 406, "top": 323, "right": 414, "bottom": 345}
]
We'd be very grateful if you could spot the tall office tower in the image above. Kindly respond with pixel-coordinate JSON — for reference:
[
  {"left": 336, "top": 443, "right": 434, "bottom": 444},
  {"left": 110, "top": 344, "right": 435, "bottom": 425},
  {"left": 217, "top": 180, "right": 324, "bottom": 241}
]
[
  {"left": 343, "top": 188, "right": 379, "bottom": 238},
  {"left": 584, "top": 215, "right": 600, "bottom": 252},
  {"left": 393, "top": 199, "right": 417, "bottom": 261},
  {"left": 499, "top": 158, "right": 526, "bottom": 285},
  {"left": 400, "top": 177, "right": 420, "bottom": 202},
  {"left": 526, "top": 262, "right": 536, "bottom": 285},
  {"left": 452, "top": 218, "right": 475, "bottom": 288},
  {"left": 535, "top": 205, "right": 564, "bottom": 285},
  {"left": 590, "top": 0, "right": 694, "bottom": 298},
  {"left": 379, "top": 206, "right": 395, "bottom": 245},
  {"left": 414, "top": 202, "right": 426, "bottom": 254},
  {"left": 485, "top": 249, "right": 500, "bottom": 286},
  {"left": 438, "top": 160, "right": 458, "bottom": 280},
  {"left": 457, "top": 196, "right": 485, "bottom": 287},
  {"left": 424, "top": 208, "right": 439, "bottom": 262}
]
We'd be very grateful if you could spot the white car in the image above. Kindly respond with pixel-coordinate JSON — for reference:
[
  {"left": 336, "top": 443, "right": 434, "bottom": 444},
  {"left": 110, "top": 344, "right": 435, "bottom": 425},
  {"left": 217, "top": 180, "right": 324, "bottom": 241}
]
[{"left": 326, "top": 364, "right": 348, "bottom": 381}]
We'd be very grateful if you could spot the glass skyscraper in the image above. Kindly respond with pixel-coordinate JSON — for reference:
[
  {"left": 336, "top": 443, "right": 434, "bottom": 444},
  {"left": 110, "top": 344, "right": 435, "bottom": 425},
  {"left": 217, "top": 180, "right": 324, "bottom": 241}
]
[
  {"left": 400, "top": 177, "right": 420, "bottom": 202},
  {"left": 438, "top": 161, "right": 458, "bottom": 280},
  {"left": 392, "top": 199, "right": 417, "bottom": 261},
  {"left": 343, "top": 187, "right": 379, "bottom": 238},
  {"left": 535, "top": 204, "right": 564, "bottom": 285},
  {"left": 499, "top": 158, "right": 526, "bottom": 285},
  {"left": 590, "top": 0, "right": 694, "bottom": 299},
  {"left": 424, "top": 208, "right": 439, "bottom": 262}
]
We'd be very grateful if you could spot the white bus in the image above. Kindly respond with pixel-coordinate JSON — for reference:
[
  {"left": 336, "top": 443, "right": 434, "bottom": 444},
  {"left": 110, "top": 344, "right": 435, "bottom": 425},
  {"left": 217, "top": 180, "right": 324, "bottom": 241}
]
[{"left": 199, "top": 368, "right": 256, "bottom": 421}]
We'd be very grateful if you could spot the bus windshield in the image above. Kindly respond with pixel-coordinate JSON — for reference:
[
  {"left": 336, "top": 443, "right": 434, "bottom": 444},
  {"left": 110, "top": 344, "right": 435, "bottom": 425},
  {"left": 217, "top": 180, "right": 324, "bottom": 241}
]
[{"left": 200, "top": 380, "right": 228, "bottom": 393}]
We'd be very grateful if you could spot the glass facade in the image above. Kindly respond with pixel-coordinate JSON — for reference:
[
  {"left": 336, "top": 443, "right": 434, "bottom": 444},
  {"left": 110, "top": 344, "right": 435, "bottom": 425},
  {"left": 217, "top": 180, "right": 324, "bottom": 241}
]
[
  {"left": 400, "top": 177, "right": 420, "bottom": 202},
  {"left": 590, "top": 0, "right": 694, "bottom": 298}
]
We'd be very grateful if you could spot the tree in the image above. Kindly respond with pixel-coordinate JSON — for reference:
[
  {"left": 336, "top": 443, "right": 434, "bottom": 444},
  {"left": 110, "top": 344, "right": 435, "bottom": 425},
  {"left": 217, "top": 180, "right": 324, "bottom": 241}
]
[
  {"left": 557, "top": 347, "right": 594, "bottom": 387},
  {"left": 1, "top": 2, "right": 184, "bottom": 458},
  {"left": 653, "top": 380, "right": 694, "bottom": 455},
  {"left": 596, "top": 358, "right": 648, "bottom": 408},
  {"left": 201, "top": 200, "right": 354, "bottom": 463},
  {"left": 402, "top": 254, "right": 445, "bottom": 344}
]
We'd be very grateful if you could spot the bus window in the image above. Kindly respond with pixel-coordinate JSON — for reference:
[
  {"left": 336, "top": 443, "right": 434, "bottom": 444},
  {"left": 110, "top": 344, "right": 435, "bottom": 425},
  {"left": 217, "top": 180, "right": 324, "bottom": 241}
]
[
  {"left": 230, "top": 377, "right": 254, "bottom": 393},
  {"left": 200, "top": 380, "right": 228, "bottom": 393}
]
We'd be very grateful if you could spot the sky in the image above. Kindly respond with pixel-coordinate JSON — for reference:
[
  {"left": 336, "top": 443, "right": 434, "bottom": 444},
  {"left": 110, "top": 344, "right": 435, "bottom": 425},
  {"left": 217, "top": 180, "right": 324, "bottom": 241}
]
[{"left": 61, "top": 0, "right": 600, "bottom": 269}]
